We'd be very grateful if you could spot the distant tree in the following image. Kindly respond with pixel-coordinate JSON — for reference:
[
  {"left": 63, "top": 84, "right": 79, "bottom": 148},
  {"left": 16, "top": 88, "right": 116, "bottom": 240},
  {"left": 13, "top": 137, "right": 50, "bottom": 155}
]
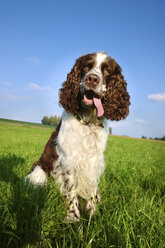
[
  {"left": 155, "top": 135, "right": 165, "bottom": 141},
  {"left": 41, "top": 115, "right": 61, "bottom": 127},
  {"left": 41, "top": 116, "right": 50, "bottom": 125},
  {"left": 49, "top": 116, "right": 61, "bottom": 126},
  {"left": 141, "top": 136, "right": 147, "bottom": 139},
  {"left": 109, "top": 127, "right": 112, "bottom": 135}
]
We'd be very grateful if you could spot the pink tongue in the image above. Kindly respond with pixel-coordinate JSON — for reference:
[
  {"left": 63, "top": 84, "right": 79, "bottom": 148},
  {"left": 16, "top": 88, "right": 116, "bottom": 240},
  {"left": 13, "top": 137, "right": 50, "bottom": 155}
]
[{"left": 93, "top": 97, "right": 104, "bottom": 117}]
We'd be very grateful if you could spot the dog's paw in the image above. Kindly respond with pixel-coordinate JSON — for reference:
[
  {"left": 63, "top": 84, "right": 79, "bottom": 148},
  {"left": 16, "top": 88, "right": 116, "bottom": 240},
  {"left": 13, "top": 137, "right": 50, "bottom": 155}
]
[
  {"left": 63, "top": 214, "right": 80, "bottom": 223},
  {"left": 25, "top": 166, "right": 48, "bottom": 186}
]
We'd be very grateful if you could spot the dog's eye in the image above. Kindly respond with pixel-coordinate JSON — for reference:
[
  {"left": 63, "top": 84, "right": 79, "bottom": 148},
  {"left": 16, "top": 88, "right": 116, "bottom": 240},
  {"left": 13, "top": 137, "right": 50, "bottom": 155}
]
[
  {"left": 83, "top": 66, "right": 89, "bottom": 73},
  {"left": 103, "top": 67, "right": 110, "bottom": 75}
]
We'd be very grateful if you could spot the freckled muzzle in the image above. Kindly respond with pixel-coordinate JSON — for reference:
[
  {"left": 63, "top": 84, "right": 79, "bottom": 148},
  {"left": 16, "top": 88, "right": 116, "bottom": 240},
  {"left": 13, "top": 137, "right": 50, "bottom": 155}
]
[{"left": 79, "top": 68, "right": 105, "bottom": 117}]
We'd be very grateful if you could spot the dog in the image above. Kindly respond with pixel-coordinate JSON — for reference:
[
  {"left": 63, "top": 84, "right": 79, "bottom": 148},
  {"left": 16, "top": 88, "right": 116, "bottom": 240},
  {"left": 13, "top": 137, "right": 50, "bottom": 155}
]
[{"left": 26, "top": 52, "right": 130, "bottom": 221}]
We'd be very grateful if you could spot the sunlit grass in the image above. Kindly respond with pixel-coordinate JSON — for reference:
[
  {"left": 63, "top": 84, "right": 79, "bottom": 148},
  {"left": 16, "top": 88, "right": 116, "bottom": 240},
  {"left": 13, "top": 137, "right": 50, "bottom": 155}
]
[{"left": 0, "top": 123, "right": 164, "bottom": 247}]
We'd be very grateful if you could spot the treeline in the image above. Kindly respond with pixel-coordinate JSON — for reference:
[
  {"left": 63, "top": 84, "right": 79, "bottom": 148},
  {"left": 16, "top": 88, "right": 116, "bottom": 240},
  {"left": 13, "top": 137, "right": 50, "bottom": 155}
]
[
  {"left": 41, "top": 116, "right": 61, "bottom": 127},
  {"left": 154, "top": 136, "right": 165, "bottom": 141},
  {"left": 142, "top": 135, "right": 165, "bottom": 141}
]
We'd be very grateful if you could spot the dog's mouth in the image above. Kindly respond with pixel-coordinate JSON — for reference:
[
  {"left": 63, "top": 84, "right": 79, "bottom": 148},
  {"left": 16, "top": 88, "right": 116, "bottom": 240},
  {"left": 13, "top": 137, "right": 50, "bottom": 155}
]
[{"left": 82, "top": 90, "right": 104, "bottom": 117}]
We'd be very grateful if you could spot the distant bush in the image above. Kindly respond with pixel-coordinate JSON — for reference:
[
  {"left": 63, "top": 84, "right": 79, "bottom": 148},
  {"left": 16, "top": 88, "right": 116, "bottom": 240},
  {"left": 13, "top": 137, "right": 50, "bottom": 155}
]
[
  {"left": 142, "top": 135, "right": 165, "bottom": 141},
  {"left": 109, "top": 127, "right": 112, "bottom": 135},
  {"left": 155, "top": 135, "right": 165, "bottom": 141},
  {"left": 41, "top": 115, "right": 61, "bottom": 127}
]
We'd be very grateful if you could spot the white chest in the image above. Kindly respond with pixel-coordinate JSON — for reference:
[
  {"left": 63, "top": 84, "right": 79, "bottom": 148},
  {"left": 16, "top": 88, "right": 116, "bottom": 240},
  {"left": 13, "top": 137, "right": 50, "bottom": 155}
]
[
  {"left": 57, "top": 112, "right": 107, "bottom": 158},
  {"left": 56, "top": 111, "right": 108, "bottom": 198}
]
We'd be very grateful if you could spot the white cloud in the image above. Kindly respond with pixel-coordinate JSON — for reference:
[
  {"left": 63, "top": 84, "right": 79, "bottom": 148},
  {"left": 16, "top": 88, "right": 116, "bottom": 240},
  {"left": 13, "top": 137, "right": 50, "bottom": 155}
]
[
  {"left": 13, "top": 116, "right": 23, "bottom": 121},
  {"left": 0, "top": 81, "right": 12, "bottom": 86},
  {"left": 35, "top": 107, "right": 41, "bottom": 112},
  {"left": 4, "top": 92, "right": 21, "bottom": 100},
  {"left": 28, "top": 82, "right": 57, "bottom": 96},
  {"left": 136, "top": 119, "right": 149, "bottom": 125},
  {"left": 109, "top": 120, "right": 130, "bottom": 128},
  {"left": 24, "top": 57, "right": 40, "bottom": 64},
  {"left": 1, "top": 90, "right": 30, "bottom": 101},
  {"left": 148, "top": 92, "right": 165, "bottom": 103},
  {"left": 28, "top": 82, "right": 44, "bottom": 91}
]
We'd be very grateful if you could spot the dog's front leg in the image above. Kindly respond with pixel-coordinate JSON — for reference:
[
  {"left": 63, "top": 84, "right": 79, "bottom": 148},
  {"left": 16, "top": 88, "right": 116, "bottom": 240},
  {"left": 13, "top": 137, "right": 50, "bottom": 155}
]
[
  {"left": 62, "top": 172, "right": 80, "bottom": 222},
  {"left": 64, "top": 190, "right": 80, "bottom": 222},
  {"left": 86, "top": 190, "right": 100, "bottom": 218}
]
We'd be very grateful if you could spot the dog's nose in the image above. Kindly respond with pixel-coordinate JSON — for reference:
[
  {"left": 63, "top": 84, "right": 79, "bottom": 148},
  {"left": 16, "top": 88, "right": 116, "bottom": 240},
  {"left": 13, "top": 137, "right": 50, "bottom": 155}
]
[{"left": 85, "top": 74, "right": 100, "bottom": 87}]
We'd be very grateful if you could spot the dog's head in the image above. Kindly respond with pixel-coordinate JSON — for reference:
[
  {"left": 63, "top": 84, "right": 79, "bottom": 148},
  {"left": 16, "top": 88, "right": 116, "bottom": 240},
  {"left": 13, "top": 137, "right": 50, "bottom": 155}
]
[{"left": 59, "top": 52, "right": 130, "bottom": 121}]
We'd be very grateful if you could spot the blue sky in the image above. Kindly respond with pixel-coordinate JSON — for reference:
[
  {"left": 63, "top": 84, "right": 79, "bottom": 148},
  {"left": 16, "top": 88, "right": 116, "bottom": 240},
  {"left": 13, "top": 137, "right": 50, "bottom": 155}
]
[{"left": 0, "top": 0, "right": 165, "bottom": 138}]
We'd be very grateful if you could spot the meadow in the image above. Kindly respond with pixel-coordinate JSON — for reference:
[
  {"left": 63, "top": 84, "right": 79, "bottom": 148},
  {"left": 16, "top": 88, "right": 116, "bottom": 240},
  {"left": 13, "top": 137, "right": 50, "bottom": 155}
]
[{"left": 0, "top": 121, "right": 164, "bottom": 248}]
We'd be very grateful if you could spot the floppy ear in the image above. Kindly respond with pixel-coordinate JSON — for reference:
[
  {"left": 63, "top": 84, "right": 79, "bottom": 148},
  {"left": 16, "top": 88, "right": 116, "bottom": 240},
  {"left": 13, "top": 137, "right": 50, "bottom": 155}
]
[
  {"left": 59, "top": 60, "right": 81, "bottom": 115},
  {"left": 102, "top": 59, "right": 130, "bottom": 121}
]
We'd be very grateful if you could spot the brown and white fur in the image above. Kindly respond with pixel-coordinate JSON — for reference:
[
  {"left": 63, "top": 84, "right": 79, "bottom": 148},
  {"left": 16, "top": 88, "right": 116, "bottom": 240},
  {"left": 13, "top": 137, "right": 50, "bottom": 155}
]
[{"left": 26, "top": 52, "right": 130, "bottom": 221}]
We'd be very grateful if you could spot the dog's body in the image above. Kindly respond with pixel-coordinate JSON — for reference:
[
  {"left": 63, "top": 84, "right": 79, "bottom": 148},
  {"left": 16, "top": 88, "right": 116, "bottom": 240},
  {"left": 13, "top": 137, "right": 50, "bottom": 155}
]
[{"left": 26, "top": 52, "right": 130, "bottom": 221}]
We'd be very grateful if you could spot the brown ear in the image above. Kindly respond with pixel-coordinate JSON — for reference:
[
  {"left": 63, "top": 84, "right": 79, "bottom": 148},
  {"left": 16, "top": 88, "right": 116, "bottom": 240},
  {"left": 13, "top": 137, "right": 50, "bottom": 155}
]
[
  {"left": 59, "top": 62, "right": 81, "bottom": 115},
  {"left": 102, "top": 61, "right": 130, "bottom": 121}
]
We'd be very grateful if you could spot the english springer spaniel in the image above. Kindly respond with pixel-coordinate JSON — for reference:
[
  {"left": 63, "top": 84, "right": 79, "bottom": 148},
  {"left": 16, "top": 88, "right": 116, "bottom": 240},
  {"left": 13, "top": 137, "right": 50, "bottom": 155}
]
[{"left": 26, "top": 52, "right": 130, "bottom": 221}]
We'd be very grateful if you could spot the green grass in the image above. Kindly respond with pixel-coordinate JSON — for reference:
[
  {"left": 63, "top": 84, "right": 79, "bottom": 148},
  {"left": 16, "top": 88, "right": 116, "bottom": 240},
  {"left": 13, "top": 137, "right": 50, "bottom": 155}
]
[
  {"left": 0, "top": 118, "right": 55, "bottom": 129},
  {"left": 0, "top": 122, "right": 164, "bottom": 248}
]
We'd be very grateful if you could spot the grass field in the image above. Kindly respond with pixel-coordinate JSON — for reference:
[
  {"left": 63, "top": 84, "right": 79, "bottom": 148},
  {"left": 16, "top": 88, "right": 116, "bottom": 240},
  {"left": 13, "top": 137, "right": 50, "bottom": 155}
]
[
  {"left": 0, "top": 121, "right": 164, "bottom": 248},
  {"left": 0, "top": 118, "right": 55, "bottom": 129}
]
